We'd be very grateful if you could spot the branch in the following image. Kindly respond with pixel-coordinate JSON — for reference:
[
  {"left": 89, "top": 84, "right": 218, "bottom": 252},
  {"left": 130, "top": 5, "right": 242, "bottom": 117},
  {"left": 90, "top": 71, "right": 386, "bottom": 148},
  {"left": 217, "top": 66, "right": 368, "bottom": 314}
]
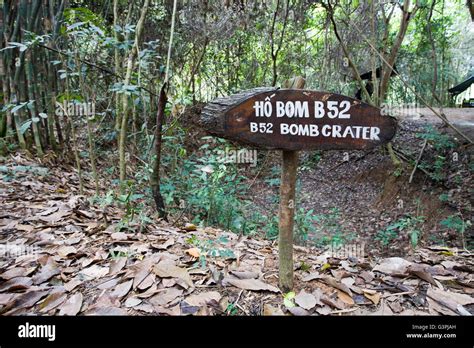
[
  {"left": 38, "top": 43, "right": 158, "bottom": 97},
  {"left": 274, "top": 0, "right": 291, "bottom": 59},
  {"left": 323, "top": 2, "right": 373, "bottom": 104},
  {"left": 409, "top": 139, "right": 428, "bottom": 183}
]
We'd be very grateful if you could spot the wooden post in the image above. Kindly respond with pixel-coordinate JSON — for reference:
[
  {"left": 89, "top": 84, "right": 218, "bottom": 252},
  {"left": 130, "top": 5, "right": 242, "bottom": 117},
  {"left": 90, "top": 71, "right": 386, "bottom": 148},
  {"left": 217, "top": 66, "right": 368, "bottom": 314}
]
[{"left": 278, "top": 76, "right": 305, "bottom": 292}]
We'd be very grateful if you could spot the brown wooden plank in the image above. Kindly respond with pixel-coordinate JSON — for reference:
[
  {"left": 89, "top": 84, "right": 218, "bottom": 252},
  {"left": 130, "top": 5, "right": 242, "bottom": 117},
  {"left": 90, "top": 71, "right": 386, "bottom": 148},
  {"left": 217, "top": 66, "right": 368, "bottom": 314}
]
[{"left": 201, "top": 89, "right": 397, "bottom": 151}]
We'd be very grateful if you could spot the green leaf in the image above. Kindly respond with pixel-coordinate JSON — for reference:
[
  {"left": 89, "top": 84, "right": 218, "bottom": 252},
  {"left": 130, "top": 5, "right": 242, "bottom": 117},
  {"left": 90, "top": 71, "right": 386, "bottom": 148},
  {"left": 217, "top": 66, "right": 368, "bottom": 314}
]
[
  {"left": 11, "top": 102, "right": 28, "bottom": 113},
  {"left": 20, "top": 120, "right": 32, "bottom": 135},
  {"left": 283, "top": 291, "right": 296, "bottom": 308},
  {"left": 410, "top": 231, "right": 419, "bottom": 248},
  {"left": 67, "top": 21, "right": 86, "bottom": 31}
]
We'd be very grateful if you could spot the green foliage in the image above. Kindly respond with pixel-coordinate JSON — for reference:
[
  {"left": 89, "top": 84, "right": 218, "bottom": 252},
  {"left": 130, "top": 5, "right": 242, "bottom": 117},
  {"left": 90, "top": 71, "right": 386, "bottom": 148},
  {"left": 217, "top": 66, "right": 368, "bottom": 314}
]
[
  {"left": 108, "top": 250, "right": 130, "bottom": 259},
  {"left": 90, "top": 184, "right": 152, "bottom": 231},
  {"left": 440, "top": 214, "right": 471, "bottom": 249},
  {"left": 264, "top": 165, "right": 281, "bottom": 187},
  {"left": 225, "top": 303, "right": 238, "bottom": 315},
  {"left": 260, "top": 213, "right": 279, "bottom": 240},
  {"left": 63, "top": 7, "right": 107, "bottom": 32},
  {"left": 300, "top": 151, "right": 322, "bottom": 171},
  {"left": 161, "top": 138, "right": 249, "bottom": 232},
  {"left": 186, "top": 234, "right": 235, "bottom": 268},
  {"left": 294, "top": 208, "right": 318, "bottom": 244},
  {"left": 417, "top": 125, "right": 455, "bottom": 151},
  {"left": 418, "top": 125, "right": 456, "bottom": 182},
  {"left": 440, "top": 215, "right": 469, "bottom": 234},
  {"left": 301, "top": 208, "right": 354, "bottom": 247},
  {"left": 392, "top": 166, "right": 403, "bottom": 177},
  {"left": 1, "top": 0, "right": 470, "bottom": 256},
  {"left": 438, "top": 193, "right": 449, "bottom": 202},
  {"left": 376, "top": 215, "right": 425, "bottom": 248}
]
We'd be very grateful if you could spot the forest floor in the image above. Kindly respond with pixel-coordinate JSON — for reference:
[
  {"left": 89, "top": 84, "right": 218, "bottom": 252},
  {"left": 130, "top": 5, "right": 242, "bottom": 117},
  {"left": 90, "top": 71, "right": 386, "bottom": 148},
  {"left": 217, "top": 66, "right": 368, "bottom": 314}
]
[{"left": 0, "top": 108, "right": 473, "bottom": 316}]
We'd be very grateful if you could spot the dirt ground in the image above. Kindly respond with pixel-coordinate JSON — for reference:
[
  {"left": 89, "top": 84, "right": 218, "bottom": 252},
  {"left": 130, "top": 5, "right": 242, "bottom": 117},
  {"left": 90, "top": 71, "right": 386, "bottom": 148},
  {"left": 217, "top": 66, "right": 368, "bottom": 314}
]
[{"left": 399, "top": 107, "right": 474, "bottom": 140}]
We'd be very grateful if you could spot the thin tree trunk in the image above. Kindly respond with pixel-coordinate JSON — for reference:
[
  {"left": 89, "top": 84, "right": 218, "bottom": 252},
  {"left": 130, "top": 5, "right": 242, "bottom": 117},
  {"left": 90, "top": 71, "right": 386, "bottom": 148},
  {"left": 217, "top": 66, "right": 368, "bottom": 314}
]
[
  {"left": 119, "top": 0, "right": 150, "bottom": 191},
  {"left": 150, "top": 84, "right": 167, "bottom": 220},
  {"left": 113, "top": 0, "right": 122, "bottom": 132},
  {"left": 379, "top": 0, "right": 418, "bottom": 101},
  {"left": 427, "top": 0, "right": 442, "bottom": 106},
  {"left": 270, "top": 0, "right": 290, "bottom": 87},
  {"left": 25, "top": 50, "right": 44, "bottom": 156},
  {"left": 324, "top": 2, "right": 373, "bottom": 103}
]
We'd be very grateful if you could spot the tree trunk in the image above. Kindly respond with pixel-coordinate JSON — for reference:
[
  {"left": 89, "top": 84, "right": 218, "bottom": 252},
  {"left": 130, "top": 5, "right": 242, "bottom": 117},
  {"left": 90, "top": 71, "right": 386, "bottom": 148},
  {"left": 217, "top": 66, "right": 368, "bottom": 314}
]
[
  {"left": 150, "top": 84, "right": 167, "bottom": 220},
  {"left": 118, "top": 0, "right": 150, "bottom": 191}
]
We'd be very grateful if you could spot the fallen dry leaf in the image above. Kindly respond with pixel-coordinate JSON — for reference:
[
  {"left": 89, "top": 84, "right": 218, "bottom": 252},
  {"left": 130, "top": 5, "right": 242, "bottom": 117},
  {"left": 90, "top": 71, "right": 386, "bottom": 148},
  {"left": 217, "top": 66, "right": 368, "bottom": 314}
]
[
  {"left": 97, "top": 278, "right": 120, "bottom": 290},
  {"left": 363, "top": 290, "right": 381, "bottom": 305},
  {"left": 230, "top": 270, "right": 259, "bottom": 279},
  {"left": 337, "top": 290, "right": 355, "bottom": 306},
  {"left": 58, "top": 293, "right": 83, "bottom": 316},
  {"left": 373, "top": 257, "right": 412, "bottom": 275},
  {"left": 0, "top": 277, "right": 33, "bottom": 292},
  {"left": 263, "top": 303, "right": 284, "bottom": 316},
  {"left": 85, "top": 307, "right": 128, "bottom": 315},
  {"left": 287, "top": 306, "right": 310, "bottom": 316},
  {"left": 0, "top": 267, "right": 27, "bottom": 280},
  {"left": 38, "top": 209, "right": 71, "bottom": 223},
  {"left": 294, "top": 290, "right": 317, "bottom": 310},
  {"left": 223, "top": 277, "right": 279, "bottom": 293},
  {"left": 153, "top": 261, "right": 193, "bottom": 288},
  {"left": 124, "top": 297, "right": 142, "bottom": 308},
  {"left": 322, "top": 276, "right": 352, "bottom": 296},
  {"left": 111, "top": 232, "right": 128, "bottom": 241},
  {"left": 302, "top": 273, "right": 323, "bottom": 282},
  {"left": 427, "top": 287, "right": 474, "bottom": 315},
  {"left": 137, "top": 273, "right": 155, "bottom": 291},
  {"left": 408, "top": 264, "right": 436, "bottom": 285},
  {"left": 57, "top": 245, "right": 77, "bottom": 258},
  {"left": 359, "top": 271, "right": 374, "bottom": 283},
  {"left": 134, "top": 303, "right": 154, "bottom": 313},
  {"left": 110, "top": 280, "right": 133, "bottom": 299},
  {"left": 64, "top": 278, "right": 82, "bottom": 292},
  {"left": 39, "top": 292, "right": 67, "bottom": 312},
  {"left": 109, "top": 257, "right": 127, "bottom": 275},
  {"left": 2, "top": 290, "right": 49, "bottom": 313},
  {"left": 184, "top": 291, "right": 221, "bottom": 306},
  {"left": 80, "top": 264, "right": 109, "bottom": 280},
  {"left": 32, "top": 259, "right": 60, "bottom": 284},
  {"left": 150, "top": 288, "right": 183, "bottom": 307},
  {"left": 154, "top": 238, "right": 175, "bottom": 250},
  {"left": 185, "top": 247, "right": 200, "bottom": 258}
]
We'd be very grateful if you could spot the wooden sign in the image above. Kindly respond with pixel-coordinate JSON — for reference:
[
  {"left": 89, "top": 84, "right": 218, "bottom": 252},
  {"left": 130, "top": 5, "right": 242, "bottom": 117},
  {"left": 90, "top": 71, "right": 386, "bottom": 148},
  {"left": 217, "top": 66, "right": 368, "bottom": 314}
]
[
  {"left": 201, "top": 88, "right": 397, "bottom": 150},
  {"left": 202, "top": 81, "right": 398, "bottom": 292}
]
